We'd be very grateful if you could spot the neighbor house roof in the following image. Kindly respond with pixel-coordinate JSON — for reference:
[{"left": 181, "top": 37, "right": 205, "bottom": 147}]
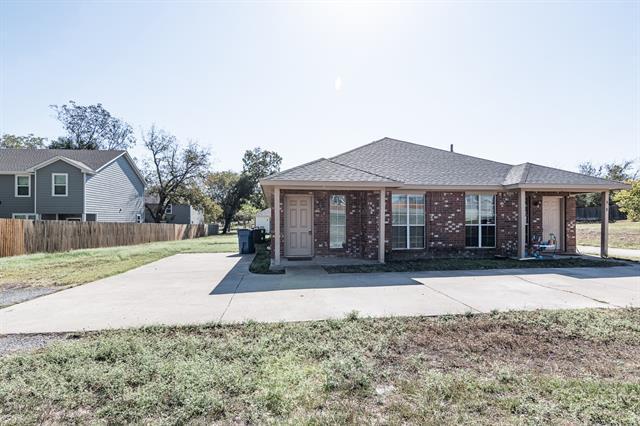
[
  {"left": 0, "top": 149, "right": 124, "bottom": 172},
  {"left": 0, "top": 148, "right": 146, "bottom": 184},
  {"left": 261, "top": 137, "right": 628, "bottom": 190}
]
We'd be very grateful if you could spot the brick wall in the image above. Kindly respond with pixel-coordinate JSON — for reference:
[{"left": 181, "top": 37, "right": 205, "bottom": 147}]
[
  {"left": 272, "top": 189, "right": 381, "bottom": 260},
  {"left": 496, "top": 191, "right": 519, "bottom": 257},
  {"left": 270, "top": 188, "right": 578, "bottom": 260}
]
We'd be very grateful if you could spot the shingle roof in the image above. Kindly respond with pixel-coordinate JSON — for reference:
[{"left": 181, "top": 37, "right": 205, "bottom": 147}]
[
  {"left": 504, "top": 163, "right": 623, "bottom": 186},
  {"left": 263, "top": 137, "right": 627, "bottom": 189},
  {"left": 264, "top": 158, "right": 398, "bottom": 183},
  {"left": 0, "top": 149, "right": 124, "bottom": 172}
]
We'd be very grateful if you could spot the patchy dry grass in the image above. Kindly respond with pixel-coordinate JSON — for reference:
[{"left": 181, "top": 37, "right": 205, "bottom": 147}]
[
  {"left": 324, "top": 257, "right": 625, "bottom": 274},
  {"left": 0, "top": 234, "right": 237, "bottom": 289},
  {"left": 1, "top": 309, "right": 638, "bottom": 424},
  {"left": 578, "top": 220, "right": 640, "bottom": 249}
]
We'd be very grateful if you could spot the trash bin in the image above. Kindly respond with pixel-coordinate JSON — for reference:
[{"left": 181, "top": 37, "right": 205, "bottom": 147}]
[
  {"left": 237, "top": 229, "right": 255, "bottom": 254},
  {"left": 252, "top": 228, "right": 266, "bottom": 244}
]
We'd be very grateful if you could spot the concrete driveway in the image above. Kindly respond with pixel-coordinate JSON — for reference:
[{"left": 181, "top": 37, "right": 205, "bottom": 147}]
[{"left": 0, "top": 253, "right": 638, "bottom": 334}]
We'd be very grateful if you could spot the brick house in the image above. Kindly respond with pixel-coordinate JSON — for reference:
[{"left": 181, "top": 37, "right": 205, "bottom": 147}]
[{"left": 260, "top": 138, "right": 629, "bottom": 265}]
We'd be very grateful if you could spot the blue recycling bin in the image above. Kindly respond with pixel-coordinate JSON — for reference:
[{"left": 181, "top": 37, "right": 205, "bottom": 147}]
[{"left": 237, "top": 229, "right": 255, "bottom": 254}]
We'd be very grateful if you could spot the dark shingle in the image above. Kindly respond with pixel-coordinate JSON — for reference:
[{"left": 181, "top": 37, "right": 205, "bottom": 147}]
[
  {"left": 0, "top": 149, "right": 124, "bottom": 172},
  {"left": 263, "top": 138, "right": 628, "bottom": 189}
]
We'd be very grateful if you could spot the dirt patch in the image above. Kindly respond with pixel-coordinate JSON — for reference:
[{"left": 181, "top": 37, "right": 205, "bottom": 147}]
[{"left": 395, "top": 317, "right": 640, "bottom": 380}]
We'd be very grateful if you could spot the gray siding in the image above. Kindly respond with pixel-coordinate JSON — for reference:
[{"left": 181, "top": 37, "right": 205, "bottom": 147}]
[
  {"left": 85, "top": 156, "right": 144, "bottom": 222},
  {"left": 0, "top": 174, "right": 35, "bottom": 218},
  {"left": 145, "top": 203, "right": 189, "bottom": 224},
  {"left": 36, "top": 161, "right": 84, "bottom": 215}
]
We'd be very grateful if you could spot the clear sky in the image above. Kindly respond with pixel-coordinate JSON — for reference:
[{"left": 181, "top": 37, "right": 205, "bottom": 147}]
[{"left": 1, "top": 1, "right": 638, "bottom": 173}]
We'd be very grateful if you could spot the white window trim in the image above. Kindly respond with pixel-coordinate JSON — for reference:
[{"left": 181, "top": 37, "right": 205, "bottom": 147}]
[
  {"left": 392, "top": 193, "right": 425, "bottom": 250},
  {"left": 165, "top": 203, "right": 173, "bottom": 214},
  {"left": 51, "top": 173, "right": 68, "bottom": 197},
  {"left": 12, "top": 213, "right": 37, "bottom": 220},
  {"left": 465, "top": 193, "right": 496, "bottom": 248},
  {"left": 15, "top": 174, "right": 31, "bottom": 197},
  {"left": 136, "top": 213, "right": 142, "bottom": 223},
  {"left": 329, "top": 194, "right": 346, "bottom": 249}
]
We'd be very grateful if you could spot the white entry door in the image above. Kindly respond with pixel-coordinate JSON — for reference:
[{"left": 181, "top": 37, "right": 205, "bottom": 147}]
[
  {"left": 542, "top": 196, "right": 563, "bottom": 248},
  {"left": 285, "top": 195, "right": 313, "bottom": 257}
]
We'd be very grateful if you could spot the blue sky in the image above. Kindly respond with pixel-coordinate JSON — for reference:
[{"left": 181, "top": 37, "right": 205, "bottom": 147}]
[{"left": 1, "top": 1, "right": 638, "bottom": 172}]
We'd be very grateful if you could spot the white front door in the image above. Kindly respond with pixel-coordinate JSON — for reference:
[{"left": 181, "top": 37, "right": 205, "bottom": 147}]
[
  {"left": 285, "top": 195, "right": 313, "bottom": 257},
  {"left": 542, "top": 196, "right": 563, "bottom": 248}
]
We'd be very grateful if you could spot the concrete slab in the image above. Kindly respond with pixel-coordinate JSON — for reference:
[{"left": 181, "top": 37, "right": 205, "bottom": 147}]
[{"left": 0, "top": 253, "right": 638, "bottom": 334}]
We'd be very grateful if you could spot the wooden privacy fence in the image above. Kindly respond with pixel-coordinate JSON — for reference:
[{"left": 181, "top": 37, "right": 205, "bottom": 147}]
[{"left": 0, "top": 219, "right": 206, "bottom": 258}]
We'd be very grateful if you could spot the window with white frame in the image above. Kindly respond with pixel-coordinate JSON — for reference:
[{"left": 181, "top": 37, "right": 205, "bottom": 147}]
[
  {"left": 329, "top": 195, "right": 346, "bottom": 249},
  {"left": 52, "top": 173, "right": 68, "bottom": 196},
  {"left": 165, "top": 204, "right": 173, "bottom": 214},
  {"left": 392, "top": 194, "right": 425, "bottom": 249},
  {"left": 465, "top": 194, "right": 496, "bottom": 247},
  {"left": 15, "top": 175, "right": 31, "bottom": 197},
  {"left": 136, "top": 213, "right": 142, "bottom": 223}
]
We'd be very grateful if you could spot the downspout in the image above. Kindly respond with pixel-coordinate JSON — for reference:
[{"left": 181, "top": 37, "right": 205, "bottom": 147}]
[
  {"left": 33, "top": 171, "right": 37, "bottom": 218},
  {"left": 82, "top": 172, "right": 86, "bottom": 221}
]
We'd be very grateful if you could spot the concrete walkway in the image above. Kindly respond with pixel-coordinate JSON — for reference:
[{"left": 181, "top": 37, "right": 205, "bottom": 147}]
[
  {"left": 0, "top": 253, "right": 638, "bottom": 334},
  {"left": 578, "top": 245, "right": 640, "bottom": 259}
]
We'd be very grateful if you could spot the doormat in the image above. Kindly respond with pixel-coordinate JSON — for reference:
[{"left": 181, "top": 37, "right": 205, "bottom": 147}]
[{"left": 286, "top": 257, "right": 313, "bottom": 261}]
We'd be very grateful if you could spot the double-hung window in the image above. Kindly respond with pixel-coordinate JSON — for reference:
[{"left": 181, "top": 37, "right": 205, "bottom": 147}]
[
  {"left": 52, "top": 173, "right": 68, "bottom": 196},
  {"left": 465, "top": 194, "right": 496, "bottom": 247},
  {"left": 392, "top": 194, "right": 425, "bottom": 249},
  {"left": 15, "top": 175, "right": 31, "bottom": 197},
  {"left": 329, "top": 195, "right": 346, "bottom": 249}
]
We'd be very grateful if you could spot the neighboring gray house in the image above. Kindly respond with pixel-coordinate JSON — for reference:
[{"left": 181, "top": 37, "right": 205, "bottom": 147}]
[
  {"left": 144, "top": 196, "right": 205, "bottom": 224},
  {"left": 0, "top": 149, "right": 145, "bottom": 222}
]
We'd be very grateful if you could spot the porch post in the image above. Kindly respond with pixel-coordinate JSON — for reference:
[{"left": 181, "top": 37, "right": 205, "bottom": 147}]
[
  {"left": 600, "top": 190, "right": 609, "bottom": 258},
  {"left": 274, "top": 187, "right": 281, "bottom": 265},
  {"left": 379, "top": 189, "right": 385, "bottom": 263},
  {"left": 518, "top": 188, "right": 527, "bottom": 258}
]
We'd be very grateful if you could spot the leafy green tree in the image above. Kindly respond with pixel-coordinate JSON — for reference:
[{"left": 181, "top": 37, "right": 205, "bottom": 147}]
[
  {"left": 1, "top": 134, "right": 47, "bottom": 149},
  {"left": 206, "top": 171, "right": 254, "bottom": 233},
  {"left": 173, "top": 182, "right": 222, "bottom": 223},
  {"left": 235, "top": 203, "right": 260, "bottom": 227},
  {"left": 49, "top": 101, "right": 135, "bottom": 150},
  {"left": 613, "top": 180, "right": 640, "bottom": 221},
  {"left": 241, "top": 147, "right": 282, "bottom": 209},
  {"left": 143, "top": 125, "right": 210, "bottom": 223}
]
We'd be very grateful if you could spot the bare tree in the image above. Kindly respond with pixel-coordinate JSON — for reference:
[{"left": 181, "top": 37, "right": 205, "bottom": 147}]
[
  {"left": 49, "top": 101, "right": 135, "bottom": 150},
  {"left": 143, "top": 125, "right": 210, "bottom": 223}
]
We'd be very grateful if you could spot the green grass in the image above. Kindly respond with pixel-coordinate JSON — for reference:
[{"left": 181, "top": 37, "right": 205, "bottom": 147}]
[
  {"left": 324, "top": 257, "right": 625, "bottom": 274},
  {"left": 577, "top": 220, "right": 640, "bottom": 249},
  {"left": 1, "top": 309, "right": 638, "bottom": 424},
  {"left": 0, "top": 234, "right": 238, "bottom": 289}
]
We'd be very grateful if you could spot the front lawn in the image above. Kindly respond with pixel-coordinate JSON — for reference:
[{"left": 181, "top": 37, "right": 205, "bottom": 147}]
[
  {"left": 0, "top": 233, "right": 238, "bottom": 289},
  {"left": 324, "top": 257, "right": 625, "bottom": 274},
  {"left": 577, "top": 220, "right": 640, "bottom": 249},
  {"left": 1, "top": 309, "right": 638, "bottom": 424}
]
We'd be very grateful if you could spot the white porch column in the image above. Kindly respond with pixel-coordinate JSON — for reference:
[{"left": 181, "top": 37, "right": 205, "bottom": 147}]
[
  {"left": 274, "top": 187, "right": 281, "bottom": 265},
  {"left": 601, "top": 190, "right": 609, "bottom": 258},
  {"left": 518, "top": 188, "right": 527, "bottom": 258},
  {"left": 379, "top": 189, "right": 385, "bottom": 263}
]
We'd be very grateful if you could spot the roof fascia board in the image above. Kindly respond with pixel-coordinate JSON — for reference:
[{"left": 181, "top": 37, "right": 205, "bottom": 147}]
[
  {"left": 0, "top": 171, "right": 34, "bottom": 175},
  {"left": 505, "top": 183, "right": 631, "bottom": 191}
]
